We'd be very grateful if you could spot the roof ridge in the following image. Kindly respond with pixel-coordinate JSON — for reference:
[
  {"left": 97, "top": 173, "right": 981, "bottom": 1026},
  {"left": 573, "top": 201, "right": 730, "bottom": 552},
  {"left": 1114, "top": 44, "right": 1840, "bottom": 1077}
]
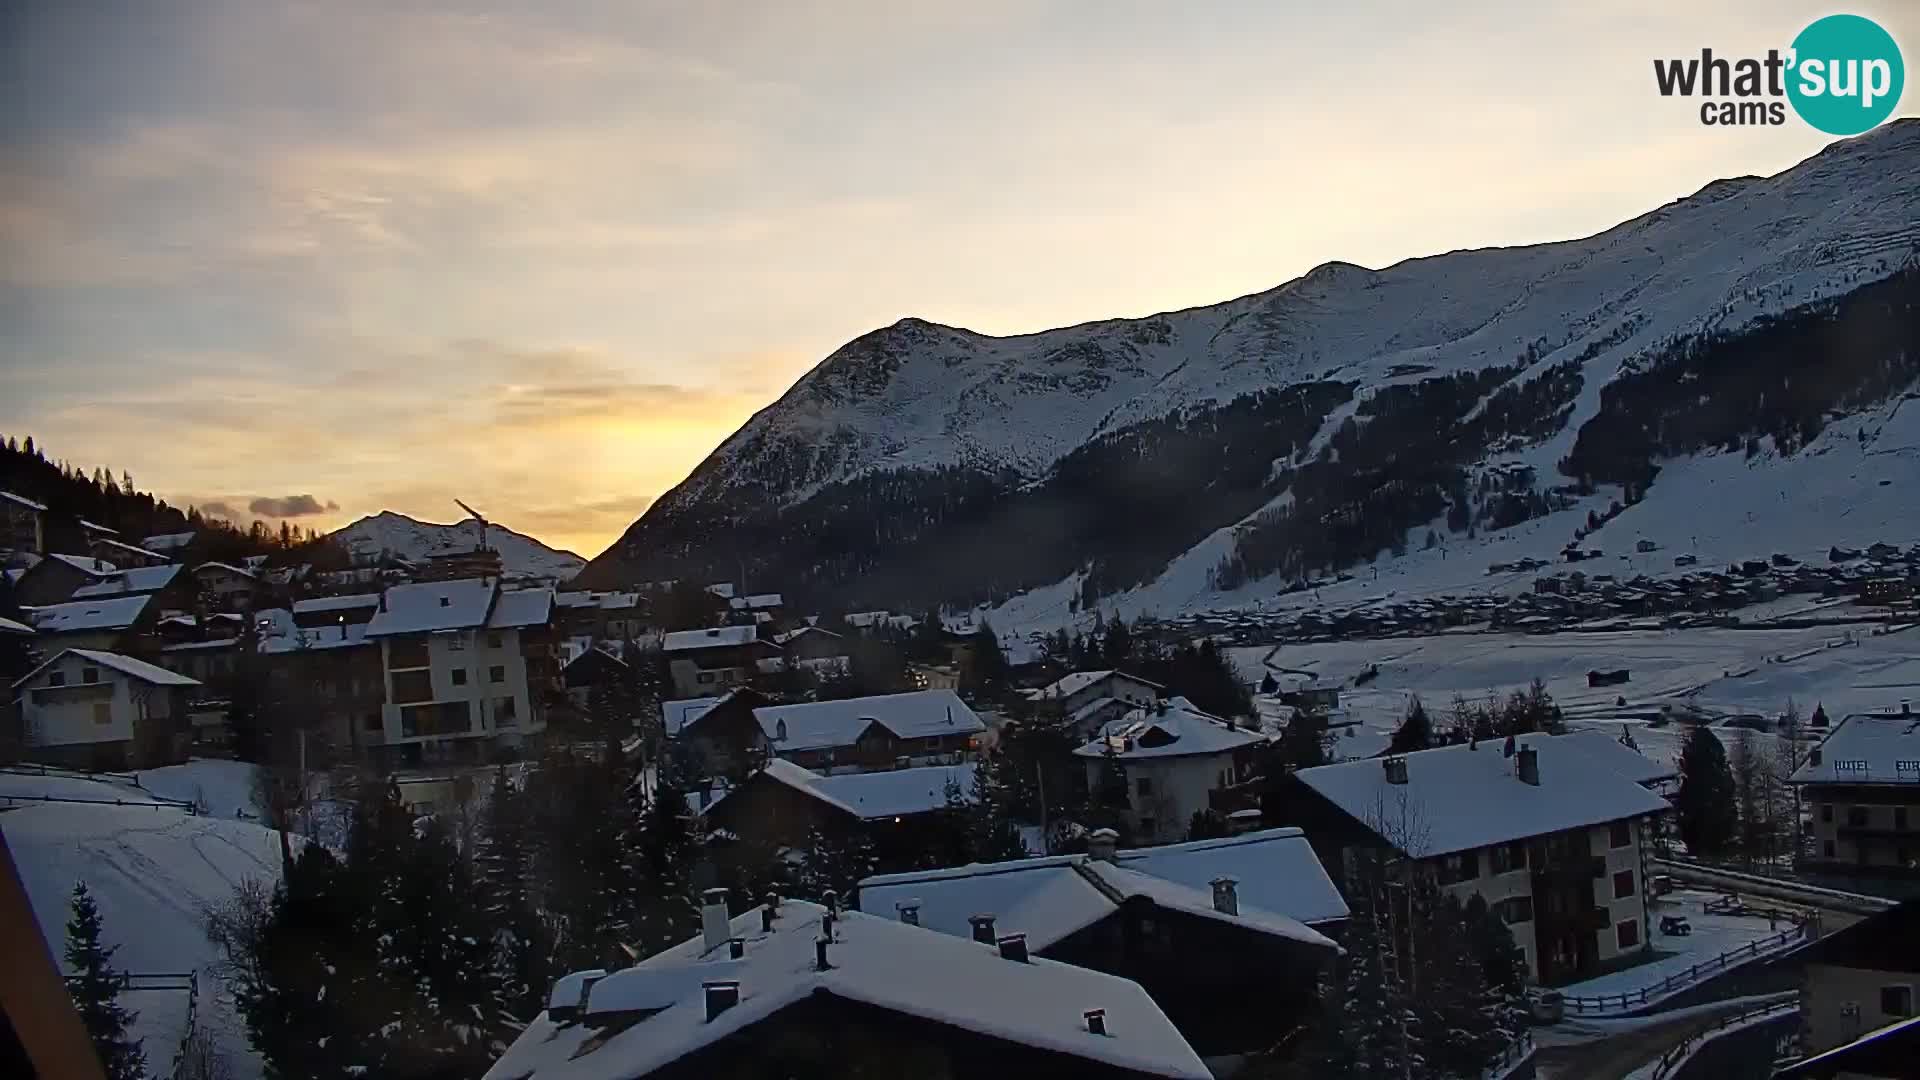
[{"left": 1070, "top": 859, "right": 1129, "bottom": 905}]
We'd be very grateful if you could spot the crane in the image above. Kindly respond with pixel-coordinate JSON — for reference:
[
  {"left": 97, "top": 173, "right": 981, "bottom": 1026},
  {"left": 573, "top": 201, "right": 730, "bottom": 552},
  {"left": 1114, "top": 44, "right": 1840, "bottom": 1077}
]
[{"left": 454, "top": 498, "right": 489, "bottom": 552}]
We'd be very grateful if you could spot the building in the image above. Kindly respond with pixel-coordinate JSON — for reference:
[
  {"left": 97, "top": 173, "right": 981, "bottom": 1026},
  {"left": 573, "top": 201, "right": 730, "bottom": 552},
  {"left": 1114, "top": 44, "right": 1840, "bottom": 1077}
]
[
  {"left": 256, "top": 607, "right": 387, "bottom": 762},
  {"left": 561, "top": 645, "right": 632, "bottom": 711},
  {"left": 1283, "top": 732, "right": 1670, "bottom": 984},
  {"left": 363, "top": 578, "right": 558, "bottom": 766},
  {"left": 1791, "top": 901, "right": 1919, "bottom": 1059},
  {"left": 24, "top": 594, "right": 158, "bottom": 654},
  {"left": 483, "top": 893, "right": 1213, "bottom": 1080},
  {"left": 291, "top": 592, "right": 382, "bottom": 629},
  {"left": 1025, "top": 669, "right": 1163, "bottom": 738},
  {"left": 141, "top": 531, "right": 196, "bottom": 556},
  {"left": 191, "top": 562, "right": 261, "bottom": 610},
  {"left": 755, "top": 689, "right": 984, "bottom": 774},
  {"left": 68, "top": 563, "right": 186, "bottom": 604},
  {"left": 1073, "top": 698, "right": 1268, "bottom": 845},
  {"left": 0, "top": 490, "right": 46, "bottom": 555},
  {"left": 701, "top": 757, "right": 976, "bottom": 863},
  {"left": 556, "top": 590, "right": 648, "bottom": 642},
  {"left": 661, "top": 624, "right": 782, "bottom": 697},
  {"left": 12, "top": 648, "right": 199, "bottom": 769},
  {"left": 728, "top": 592, "right": 784, "bottom": 620},
  {"left": 860, "top": 828, "right": 1346, "bottom": 1055},
  {"left": 1791, "top": 712, "right": 1920, "bottom": 875},
  {"left": 422, "top": 545, "right": 505, "bottom": 581},
  {"left": 87, "top": 536, "right": 170, "bottom": 569},
  {"left": 769, "top": 625, "right": 851, "bottom": 677},
  {"left": 11, "top": 553, "right": 121, "bottom": 607}
]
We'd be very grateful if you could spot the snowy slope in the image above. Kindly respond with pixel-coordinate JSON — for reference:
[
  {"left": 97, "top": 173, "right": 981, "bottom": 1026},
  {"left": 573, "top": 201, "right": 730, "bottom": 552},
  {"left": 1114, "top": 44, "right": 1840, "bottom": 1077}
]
[
  {"left": 331, "top": 510, "right": 585, "bottom": 579},
  {"left": 582, "top": 121, "right": 1920, "bottom": 619},
  {"left": 4, "top": 796, "right": 286, "bottom": 1079}
]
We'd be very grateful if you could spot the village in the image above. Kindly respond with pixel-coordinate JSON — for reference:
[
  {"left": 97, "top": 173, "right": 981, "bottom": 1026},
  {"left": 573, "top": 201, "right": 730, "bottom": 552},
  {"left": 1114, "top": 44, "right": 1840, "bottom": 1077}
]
[{"left": 5, "top": 478, "right": 1919, "bottom": 1080}]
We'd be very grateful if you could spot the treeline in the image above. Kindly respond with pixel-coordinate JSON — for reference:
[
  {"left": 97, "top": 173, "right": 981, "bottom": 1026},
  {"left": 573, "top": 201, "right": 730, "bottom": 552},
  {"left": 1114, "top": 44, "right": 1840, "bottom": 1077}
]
[{"left": 1560, "top": 267, "right": 1920, "bottom": 489}]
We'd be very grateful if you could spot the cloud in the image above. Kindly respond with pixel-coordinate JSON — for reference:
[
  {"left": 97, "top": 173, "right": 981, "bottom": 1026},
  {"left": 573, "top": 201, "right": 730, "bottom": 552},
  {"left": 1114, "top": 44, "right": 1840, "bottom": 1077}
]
[
  {"left": 248, "top": 493, "right": 339, "bottom": 518},
  {"left": 198, "top": 500, "right": 239, "bottom": 519}
]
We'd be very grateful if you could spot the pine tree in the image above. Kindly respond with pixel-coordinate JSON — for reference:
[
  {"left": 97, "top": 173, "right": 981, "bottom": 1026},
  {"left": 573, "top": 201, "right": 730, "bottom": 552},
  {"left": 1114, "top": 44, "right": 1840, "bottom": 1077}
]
[
  {"left": 792, "top": 826, "right": 876, "bottom": 905},
  {"left": 1676, "top": 725, "right": 1737, "bottom": 856},
  {"left": 1388, "top": 696, "right": 1433, "bottom": 753},
  {"left": 623, "top": 753, "right": 701, "bottom": 960},
  {"left": 477, "top": 768, "right": 551, "bottom": 1024},
  {"left": 64, "top": 883, "right": 146, "bottom": 1080},
  {"left": 964, "top": 751, "right": 1030, "bottom": 863}
]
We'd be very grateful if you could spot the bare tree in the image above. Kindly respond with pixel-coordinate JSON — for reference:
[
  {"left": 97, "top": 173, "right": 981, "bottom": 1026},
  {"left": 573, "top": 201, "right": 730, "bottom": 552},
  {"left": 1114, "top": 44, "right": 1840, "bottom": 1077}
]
[
  {"left": 1729, "top": 728, "right": 1764, "bottom": 869},
  {"left": 174, "top": 1018, "right": 234, "bottom": 1080}
]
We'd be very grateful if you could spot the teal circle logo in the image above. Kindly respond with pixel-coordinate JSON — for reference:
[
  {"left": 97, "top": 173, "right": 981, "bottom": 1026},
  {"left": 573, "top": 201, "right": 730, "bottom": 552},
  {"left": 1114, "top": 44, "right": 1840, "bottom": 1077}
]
[{"left": 1787, "top": 14, "right": 1904, "bottom": 135}]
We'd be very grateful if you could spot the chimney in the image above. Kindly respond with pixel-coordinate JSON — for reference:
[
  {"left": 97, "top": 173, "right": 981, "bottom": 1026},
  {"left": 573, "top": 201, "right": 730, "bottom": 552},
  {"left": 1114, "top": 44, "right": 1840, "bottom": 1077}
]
[
  {"left": 760, "top": 906, "right": 775, "bottom": 933},
  {"left": 704, "top": 980, "right": 740, "bottom": 1021},
  {"left": 1503, "top": 734, "right": 1517, "bottom": 758},
  {"left": 1210, "top": 876, "right": 1239, "bottom": 916},
  {"left": 728, "top": 937, "right": 745, "bottom": 959},
  {"left": 814, "top": 936, "right": 832, "bottom": 971},
  {"left": 997, "top": 933, "right": 1030, "bottom": 963},
  {"left": 1382, "top": 756, "right": 1408, "bottom": 785},
  {"left": 1088, "top": 828, "right": 1119, "bottom": 863},
  {"left": 1084, "top": 1009, "right": 1108, "bottom": 1036},
  {"left": 701, "top": 888, "right": 730, "bottom": 953},
  {"left": 969, "top": 914, "right": 997, "bottom": 944},
  {"left": 1517, "top": 745, "right": 1540, "bottom": 786},
  {"left": 896, "top": 899, "right": 922, "bottom": 926}
]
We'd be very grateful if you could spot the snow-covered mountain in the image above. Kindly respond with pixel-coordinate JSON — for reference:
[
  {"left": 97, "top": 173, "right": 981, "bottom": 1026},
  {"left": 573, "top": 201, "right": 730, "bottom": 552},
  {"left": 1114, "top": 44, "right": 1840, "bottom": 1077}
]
[
  {"left": 331, "top": 510, "right": 585, "bottom": 580},
  {"left": 578, "top": 122, "right": 1920, "bottom": 623}
]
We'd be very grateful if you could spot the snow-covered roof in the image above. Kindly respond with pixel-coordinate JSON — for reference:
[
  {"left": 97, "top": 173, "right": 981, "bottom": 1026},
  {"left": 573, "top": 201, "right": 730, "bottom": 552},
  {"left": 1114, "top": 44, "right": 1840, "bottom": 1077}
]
[
  {"left": 860, "top": 828, "right": 1343, "bottom": 953},
  {"left": 140, "top": 531, "right": 195, "bottom": 552},
  {"left": 1027, "top": 669, "right": 1162, "bottom": 701},
  {"left": 0, "top": 615, "right": 35, "bottom": 635},
  {"left": 703, "top": 582, "right": 736, "bottom": 599},
  {"left": 713, "top": 758, "right": 976, "bottom": 820},
  {"left": 0, "top": 489, "right": 47, "bottom": 512},
  {"left": 728, "top": 592, "right": 783, "bottom": 610},
  {"left": 69, "top": 564, "right": 182, "bottom": 599},
  {"left": 843, "top": 610, "right": 891, "bottom": 628},
  {"left": 1791, "top": 713, "right": 1920, "bottom": 787},
  {"left": 89, "top": 536, "right": 157, "bottom": 559},
  {"left": 26, "top": 594, "right": 152, "bottom": 633},
  {"left": 1526, "top": 730, "right": 1675, "bottom": 785},
  {"left": 661, "top": 624, "right": 761, "bottom": 653},
  {"left": 1294, "top": 736, "right": 1671, "bottom": 858},
  {"left": 261, "top": 622, "right": 373, "bottom": 654},
  {"left": 1072, "top": 698, "right": 1267, "bottom": 760},
  {"left": 194, "top": 561, "right": 257, "bottom": 580},
  {"left": 488, "top": 587, "right": 554, "bottom": 630},
  {"left": 364, "top": 578, "right": 497, "bottom": 636},
  {"left": 78, "top": 519, "right": 116, "bottom": 535},
  {"left": 754, "top": 690, "right": 985, "bottom": 753},
  {"left": 291, "top": 593, "right": 381, "bottom": 614},
  {"left": 661, "top": 696, "right": 722, "bottom": 736},
  {"left": 44, "top": 553, "right": 119, "bottom": 578},
  {"left": 483, "top": 900, "right": 1212, "bottom": 1080},
  {"left": 771, "top": 625, "right": 843, "bottom": 646},
  {"left": 12, "top": 648, "right": 199, "bottom": 690}
]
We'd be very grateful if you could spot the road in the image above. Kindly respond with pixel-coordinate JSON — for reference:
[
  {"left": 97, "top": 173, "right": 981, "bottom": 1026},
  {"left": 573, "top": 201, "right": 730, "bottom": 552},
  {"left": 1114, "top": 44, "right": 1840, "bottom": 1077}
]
[{"left": 1535, "top": 995, "right": 1793, "bottom": 1080}]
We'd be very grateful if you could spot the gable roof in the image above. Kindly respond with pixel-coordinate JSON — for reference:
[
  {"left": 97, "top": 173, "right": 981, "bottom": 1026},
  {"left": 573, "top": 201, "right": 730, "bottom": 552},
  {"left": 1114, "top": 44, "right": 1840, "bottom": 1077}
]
[
  {"left": 487, "top": 587, "right": 554, "bottom": 629},
  {"left": 291, "top": 593, "right": 382, "bottom": 615},
  {"left": 483, "top": 900, "right": 1212, "bottom": 1080},
  {"left": 26, "top": 594, "right": 152, "bottom": 633},
  {"left": 712, "top": 758, "right": 977, "bottom": 820},
  {"left": 662, "top": 695, "right": 723, "bottom": 737},
  {"left": 0, "top": 489, "right": 47, "bottom": 512},
  {"left": 0, "top": 615, "right": 33, "bottom": 635},
  {"left": 12, "top": 647, "right": 199, "bottom": 690},
  {"left": 365, "top": 578, "right": 498, "bottom": 636},
  {"left": 771, "top": 625, "right": 844, "bottom": 646},
  {"left": 1790, "top": 713, "right": 1920, "bottom": 787},
  {"left": 1072, "top": 698, "right": 1266, "bottom": 760},
  {"left": 1028, "top": 669, "right": 1163, "bottom": 701},
  {"left": 859, "top": 828, "right": 1344, "bottom": 953},
  {"left": 43, "top": 553, "right": 120, "bottom": 578},
  {"left": 661, "top": 624, "right": 762, "bottom": 652},
  {"left": 1293, "top": 733, "right": 1671, "bottom": 858},
  {"left": 140, "top": 531, "right": 196, "bottom": 552},
  {"left": 69, "top": 563, "right": 183, "bottom": 599},
  {"left": 1531, "top": 730, "right": 1676, "bottom": 785},
  {"left": 194, "top": 561, "right": 258, "bottom": 580},
  {"left": 1792, "top": 900, "right": 1920, "bottom": 973},
  {"left": 754, "top": 690, "right": 985, "bottom": 753}
]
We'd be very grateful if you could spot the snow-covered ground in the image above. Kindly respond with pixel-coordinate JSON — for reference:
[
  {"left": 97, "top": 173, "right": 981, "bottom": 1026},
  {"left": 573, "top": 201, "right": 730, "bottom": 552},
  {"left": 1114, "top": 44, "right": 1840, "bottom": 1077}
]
[
  {"left": 5, "top": 799, "right": 286, "bottom": 1078},
  {"left": 2, "top": 759, "right": 266, "bottom": 821},
  {"left": 1559, "top": 889, "right": 1801, "bottom": 1004}
]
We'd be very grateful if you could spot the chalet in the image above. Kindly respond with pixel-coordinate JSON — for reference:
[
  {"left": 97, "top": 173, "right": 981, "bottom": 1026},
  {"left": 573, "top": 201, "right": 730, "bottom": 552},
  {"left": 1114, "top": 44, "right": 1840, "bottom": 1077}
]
[
  {"left": 141, "top": 531, "right": 196, "bottom": 556},
  {"left": 25, "top": 594, "right": 159, "bottom": 654},
  {"left": 661, "top": 695, "right": 722, "bottom": 738},
  {"left": 1586, "top": 668, "right": 1631, "bottom": 688},
  {"left": 11, "top": 553, "right": 121, "bottom": 607},
  {"left": 1073, "top": 698, "right": 1268, "bottom": 845},
  {"left": 562, "top": 645, "right": 631, "bottom": 711},
  {"left": 0, "top": 490, "right": 46, "bottom": 555},
  {"left": 728, "top": 592, "right": 784, "bottom": 619},
  {"left": 1791, "top": 900, "right": 1920, "bottom": 1062},
  {"left": 1284, "top": 733, "right": 1670, "bottom": 985},
  {"left": 12, "top": 649, "right": 198, "bottom": 769},
  {"left": 364, "top": 578, "right": 558, "bottom": 766},
  {"left": 1025, "top": 669, "right": 1164, "bottom": 737},
  {"left": 485, "top": 893, "right": 1214, "bottom": 1080},
  {"left": 769, "top": 625, "right": 851, "bottom": 677},
  {"left": 1790, "top": 712, "right": 1920, "bottom": 876},
  {"left": 192, "top": 562, "right": 261, "bottom": 610},
  {"left": 701, "top": 757, "right": 976, "bottom": 863},
  {"left": 756, "top": 689, "right": 985, "bottom": 774},
  {"left": 661, "top": 624, "right": 781, "bottom": 698},
  {"left": 556, "top": 590, "right": 649, "bottom": 642},
  {"left": 88, "top": 535, "right": 170, "bottom": 569},
  {"left": 860, "top": 828, "right": 1345, "bottom": 1055}
]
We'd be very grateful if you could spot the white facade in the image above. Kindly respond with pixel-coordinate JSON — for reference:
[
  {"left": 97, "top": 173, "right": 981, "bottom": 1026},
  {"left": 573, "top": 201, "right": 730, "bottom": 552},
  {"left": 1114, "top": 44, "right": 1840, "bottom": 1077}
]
[
  {"left": 16, "top": 650, "right": 195, "bottom": 768},
  {"left": 1088, "top": 751, "right": 1245, "bottom": 845},
  {"left": 379, "top": 626, "right": 541, "bottom": 747}
]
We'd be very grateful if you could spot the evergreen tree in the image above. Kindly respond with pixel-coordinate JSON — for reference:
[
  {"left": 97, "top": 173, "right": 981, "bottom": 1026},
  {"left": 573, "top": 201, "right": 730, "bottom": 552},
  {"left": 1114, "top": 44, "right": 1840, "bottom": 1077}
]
[
  {"left": 964, "top": 750, "right": 1031, "bottom": 863},
  {"left": 1259, "top": 671, "right": 1278, "bottom": 695},
  {"left": 967, "top": 620, "right": 1010, "bottom": 693},
  {"left": 1187, "top": 808, "right": 1229, "bottom": 841},
  {"left": 1676, "top": 725, "right": 1737, "bottom": 856},
  {"left": 1388, "top": 696, "right": 1434, "bottom": 754},
  {"left": 791, "top": 826, "right": 876, "bottom": 905},
  {"left": 63, "top": 883, "right": 146, "bottom": 1080},
  {"left": 1301, "top": 861, "right": 1406, "bottom": 1077},
  {"left": 1461, "top": 894, "right": 1528, "bottom": 997},
  {"left": 477, "top": 768, "right": 551, "bottom": 1024},
  {"left": 623, "top": 753, "right": 701, "bottom": 959}
]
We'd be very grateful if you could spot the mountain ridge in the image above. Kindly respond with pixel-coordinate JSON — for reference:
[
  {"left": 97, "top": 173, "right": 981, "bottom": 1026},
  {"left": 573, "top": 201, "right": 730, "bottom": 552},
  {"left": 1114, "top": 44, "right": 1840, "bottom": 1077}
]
[{"left": 331, "top": 510, "right": 585, "bottom": 580}]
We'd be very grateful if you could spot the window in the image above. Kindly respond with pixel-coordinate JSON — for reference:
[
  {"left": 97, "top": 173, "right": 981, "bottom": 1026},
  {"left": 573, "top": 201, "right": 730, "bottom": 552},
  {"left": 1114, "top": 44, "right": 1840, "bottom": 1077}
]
[
  {"left": 1500, "top": 896, "right": 1534, "bottom": 924},
  {"left": 489, "top": 665, "right": 506, "bottom": 684},
  {"left": 495, "top": 696, "right": 517, "bottom": 723},
  {"left": 1820, "top": 803, "right": 1833, "bottom": 823},
  {"left": 1438, "top": 850, "right": 1480, "bottom": 885},
  {"left": 698, "top": 671, "right": 716, "bottom": 684},
  {"left": 448, "top": 636, "right": 466, "bottom": 651},
  {"left": 82, "top": 666, "right": 100, "bottom": 684},
  {"left": 48, "top": 670, "right": 66, "bottom": 687},
  {"left": 1491, "top": 842, "right": 1528, "bottom": 874},
  {"left": 451, "top": 669, "right": 467, "bottom": 686},
  {"left": 1613, "top": 869, "right": 1636, "bottom": 899},
  {"left": 1848, "top": 806, "right": 1870, "bottom": 828},
  {"left": 1609, "top": 820, "right": 1633, "bottom": 848},
  {"left": 92, "top": 702, "right": 112, "bottom": 725},
  {"left": 392, "top": 669, "right": 433, "bottom": 703},
  {"left": 487, "top": 632, "right": 503, "bottom": 649},
  {"left": 1616, "top": 919, "right": 1640, "bottom": 949},
  {"left": 1135, "top": 776, "right": 1153, "bottom": 797},
  {"left": 1882, "top": 984, "right": 1913, "bottom": 1018}
]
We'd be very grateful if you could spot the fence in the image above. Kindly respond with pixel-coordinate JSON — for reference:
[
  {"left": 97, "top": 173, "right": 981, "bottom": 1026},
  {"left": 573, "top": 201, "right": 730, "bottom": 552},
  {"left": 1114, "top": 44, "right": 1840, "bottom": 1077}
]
[
  {"left": 1481, "top": 1029, "right": 1535, "bottom": 1080},
  {"left": 0, "top": 792, "right": 198, "bottom": 814},
  {"left": 1560, "top": 921, "right": 1813, "bottom": 1015},
  {"left": 0, "top": 763, "right": 200, "bottom": 814},
  {"left": 1649, "top": 995, "right": 1800, "bottom": 1080},
  {"left": 0, "top": 762, "right": 142, "bottom": 785},
  {"left": 116, "top": 971, "right": 201, "bottom": 1080}
]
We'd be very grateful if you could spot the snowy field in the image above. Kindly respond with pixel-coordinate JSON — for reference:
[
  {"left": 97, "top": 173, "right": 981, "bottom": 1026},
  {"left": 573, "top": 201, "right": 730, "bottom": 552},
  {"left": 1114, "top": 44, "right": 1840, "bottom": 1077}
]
[{"left": 2, "top": 762, "right": 282, "bottom": 1078}]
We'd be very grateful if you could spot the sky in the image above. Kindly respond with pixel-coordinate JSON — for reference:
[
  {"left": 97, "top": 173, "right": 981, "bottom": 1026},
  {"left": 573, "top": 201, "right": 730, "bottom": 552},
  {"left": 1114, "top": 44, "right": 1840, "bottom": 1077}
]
[{"left": 1, "top": 1, "right": 1915, "bottom": 559}]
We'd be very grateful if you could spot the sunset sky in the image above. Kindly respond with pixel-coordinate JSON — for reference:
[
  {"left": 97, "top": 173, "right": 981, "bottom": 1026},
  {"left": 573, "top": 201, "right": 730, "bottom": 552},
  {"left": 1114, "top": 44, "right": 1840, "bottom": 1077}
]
[{"left": 2, "top": 1, "right": 1914, "bottom": 558}]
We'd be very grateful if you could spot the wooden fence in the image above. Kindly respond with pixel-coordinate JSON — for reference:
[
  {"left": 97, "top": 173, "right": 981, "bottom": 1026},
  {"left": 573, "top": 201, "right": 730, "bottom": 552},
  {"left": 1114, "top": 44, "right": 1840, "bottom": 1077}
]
[{"left": 1560, "top": 921, "right": 1812, "bottom": 1015}]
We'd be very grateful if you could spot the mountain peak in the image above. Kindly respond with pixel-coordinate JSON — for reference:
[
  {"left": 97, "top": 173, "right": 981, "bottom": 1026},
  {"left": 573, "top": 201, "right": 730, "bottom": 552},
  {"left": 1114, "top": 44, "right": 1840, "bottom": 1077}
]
[{"left": 330, "top": 510, "right": 585, "bottom": 579}]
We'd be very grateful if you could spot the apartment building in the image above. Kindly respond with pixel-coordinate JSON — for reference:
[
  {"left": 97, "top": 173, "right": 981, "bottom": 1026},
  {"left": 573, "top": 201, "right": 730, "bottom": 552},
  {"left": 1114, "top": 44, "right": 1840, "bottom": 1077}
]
[
  {"left": 1285, "top": 732, "right": 1670, "bottom": 985},
  {"left": 1792, "top": 711, "right": 1920, "bottom": 875},
  {"left": 364, "top": 578, "right": 557, "bottom": 766}
]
